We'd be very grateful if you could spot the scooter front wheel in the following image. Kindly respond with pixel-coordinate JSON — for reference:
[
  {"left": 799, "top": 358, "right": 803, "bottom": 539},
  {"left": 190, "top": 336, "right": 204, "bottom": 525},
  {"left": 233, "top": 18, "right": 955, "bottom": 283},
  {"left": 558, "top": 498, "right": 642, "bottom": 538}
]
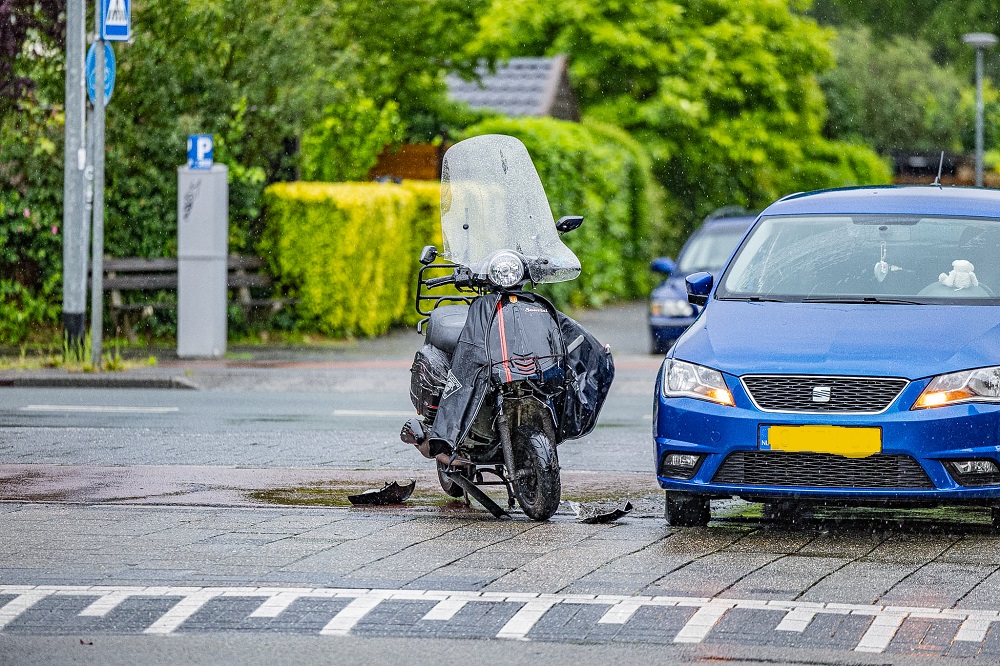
[
  {"left": 512, "top": 425, "right": 561, "bottom": 521},
  {"left": 437, "top": 461, "right": 468, "bottom": 498}
]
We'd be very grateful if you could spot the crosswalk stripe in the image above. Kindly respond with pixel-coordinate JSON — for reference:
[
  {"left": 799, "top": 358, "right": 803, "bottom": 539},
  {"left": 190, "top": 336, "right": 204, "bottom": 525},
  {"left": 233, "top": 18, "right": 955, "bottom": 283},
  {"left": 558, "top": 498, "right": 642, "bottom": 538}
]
[{"left": 0, "top": 584, "right": 996, "bottom": 653}]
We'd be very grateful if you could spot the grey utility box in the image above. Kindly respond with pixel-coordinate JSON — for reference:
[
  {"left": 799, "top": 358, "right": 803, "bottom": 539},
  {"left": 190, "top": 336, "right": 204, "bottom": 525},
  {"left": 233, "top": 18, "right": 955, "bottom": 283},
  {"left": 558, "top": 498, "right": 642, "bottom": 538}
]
[{"left": 177, "top": 164, "right": 228, "bottom": 358}]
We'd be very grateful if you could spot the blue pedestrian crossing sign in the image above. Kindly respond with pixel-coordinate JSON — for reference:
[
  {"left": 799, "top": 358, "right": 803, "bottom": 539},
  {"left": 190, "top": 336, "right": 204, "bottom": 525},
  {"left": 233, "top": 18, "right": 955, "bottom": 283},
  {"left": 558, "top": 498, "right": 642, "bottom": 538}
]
[{"left": 100, "top": 0, "right": 131, "bottom": 41}]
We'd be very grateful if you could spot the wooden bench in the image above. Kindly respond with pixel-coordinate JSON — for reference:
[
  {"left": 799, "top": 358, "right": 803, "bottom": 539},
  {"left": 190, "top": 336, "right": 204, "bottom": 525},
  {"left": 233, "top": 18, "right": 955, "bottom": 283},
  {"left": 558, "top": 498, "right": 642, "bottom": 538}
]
[{"left": 91, "top": 255, "right": 289, "bottom": 340}]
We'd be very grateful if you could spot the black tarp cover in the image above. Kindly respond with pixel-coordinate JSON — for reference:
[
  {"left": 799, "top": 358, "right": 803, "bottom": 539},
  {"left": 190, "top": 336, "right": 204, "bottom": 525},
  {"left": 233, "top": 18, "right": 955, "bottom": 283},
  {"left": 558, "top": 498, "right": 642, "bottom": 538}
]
[{"left": 427, "top": 292, "right": 614, "bottom": 451}]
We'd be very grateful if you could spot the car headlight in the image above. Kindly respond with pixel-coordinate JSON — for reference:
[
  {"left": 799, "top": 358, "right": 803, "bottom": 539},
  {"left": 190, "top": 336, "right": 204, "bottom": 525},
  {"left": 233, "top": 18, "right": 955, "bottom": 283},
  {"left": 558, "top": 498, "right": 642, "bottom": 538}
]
[
  {"left": 651, "top": 299, "right": 695, "bottom": 318},
  {"left": 487, "top": 252, "right": 525, "bottom": 288},
  {"left": 661, "top": 359, "right": 734, "bottom": 406},
  {"left": 913, "top": 366, "right": 1000, "bottom": 409}
]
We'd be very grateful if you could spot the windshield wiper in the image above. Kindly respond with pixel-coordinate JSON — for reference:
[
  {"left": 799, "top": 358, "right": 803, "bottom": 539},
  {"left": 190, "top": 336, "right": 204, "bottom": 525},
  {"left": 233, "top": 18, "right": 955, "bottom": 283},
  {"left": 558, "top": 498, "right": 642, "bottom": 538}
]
[
  {"left": 718, "top": 295, "right": 785, "bottom": 302},
  {"left": 801, "top": 296, "right": 924, "bottom": 305}
]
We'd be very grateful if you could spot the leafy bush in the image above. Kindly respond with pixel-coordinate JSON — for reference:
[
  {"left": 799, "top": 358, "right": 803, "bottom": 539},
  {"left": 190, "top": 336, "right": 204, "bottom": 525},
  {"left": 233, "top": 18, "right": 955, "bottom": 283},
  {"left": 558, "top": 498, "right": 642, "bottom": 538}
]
[
  {"left": 301, "top": 94, "right": 404, "bottom": 182},
  {"left": 462, "top": 117, "right": 669, "bottom": 306},
  {"left": 261, "top": 182, "right": 440, "bottom": 336}
]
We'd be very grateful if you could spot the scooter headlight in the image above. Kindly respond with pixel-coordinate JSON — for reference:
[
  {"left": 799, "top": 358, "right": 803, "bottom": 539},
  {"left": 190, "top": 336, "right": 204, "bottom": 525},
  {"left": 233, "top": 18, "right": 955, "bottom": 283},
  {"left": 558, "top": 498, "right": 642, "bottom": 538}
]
[{"left": 487, "top": 252, "right": 525, "bottom": 288}]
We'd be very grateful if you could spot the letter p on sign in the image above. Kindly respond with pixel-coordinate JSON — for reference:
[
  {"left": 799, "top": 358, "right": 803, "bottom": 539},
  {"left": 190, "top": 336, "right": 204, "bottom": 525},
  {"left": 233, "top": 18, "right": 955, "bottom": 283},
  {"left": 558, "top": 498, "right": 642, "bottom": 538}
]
[{"left": 187, "top": 134, "right": 214, "bottom": 170}]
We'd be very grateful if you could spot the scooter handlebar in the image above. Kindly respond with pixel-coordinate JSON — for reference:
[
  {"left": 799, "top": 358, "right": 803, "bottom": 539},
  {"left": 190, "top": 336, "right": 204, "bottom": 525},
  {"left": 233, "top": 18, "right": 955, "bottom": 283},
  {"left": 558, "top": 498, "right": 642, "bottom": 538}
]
[{"left": 424, "top": 274, "right": 456, "bottom": 288}]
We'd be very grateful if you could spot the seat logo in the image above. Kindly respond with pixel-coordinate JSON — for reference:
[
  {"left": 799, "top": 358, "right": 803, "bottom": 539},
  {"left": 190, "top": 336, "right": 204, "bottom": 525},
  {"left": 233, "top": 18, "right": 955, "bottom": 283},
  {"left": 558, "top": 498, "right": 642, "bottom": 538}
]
[{"left": 812, "top": 386, "right": 831, "bottom": 403}]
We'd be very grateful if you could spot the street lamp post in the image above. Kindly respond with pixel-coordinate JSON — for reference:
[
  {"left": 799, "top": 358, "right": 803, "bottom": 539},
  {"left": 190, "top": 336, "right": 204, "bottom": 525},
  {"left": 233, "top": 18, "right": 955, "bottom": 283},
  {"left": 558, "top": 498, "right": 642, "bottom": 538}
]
[{"left": 963, "top": 32, "right": 998, "bottom": 188}]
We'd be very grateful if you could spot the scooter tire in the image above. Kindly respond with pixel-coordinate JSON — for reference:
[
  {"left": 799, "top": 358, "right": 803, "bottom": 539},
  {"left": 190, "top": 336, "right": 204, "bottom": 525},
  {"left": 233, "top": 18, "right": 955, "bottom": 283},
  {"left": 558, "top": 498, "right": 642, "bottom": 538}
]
[
  {"left": 437, "top": 461, "right": 468, "bottom": 498},
  {"left": 513, "top": 426, "right": 561, "bottom": 521}
]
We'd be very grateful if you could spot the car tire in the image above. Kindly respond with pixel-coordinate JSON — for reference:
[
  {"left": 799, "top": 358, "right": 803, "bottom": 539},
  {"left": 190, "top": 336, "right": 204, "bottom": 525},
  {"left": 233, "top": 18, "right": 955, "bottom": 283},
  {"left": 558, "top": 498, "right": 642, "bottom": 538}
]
[
  {"left": 762, "top": 500, "right": 799, "bottom": 523},
  {"left": 665, "top": 491, "right": 710, "bottom": 527}
]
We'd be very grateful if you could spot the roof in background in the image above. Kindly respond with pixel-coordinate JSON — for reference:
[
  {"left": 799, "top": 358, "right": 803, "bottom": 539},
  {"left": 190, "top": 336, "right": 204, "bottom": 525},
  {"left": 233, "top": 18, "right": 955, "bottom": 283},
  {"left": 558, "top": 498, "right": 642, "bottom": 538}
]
[{"left": 445, "top": 56, "right": 579, "bottom": 121}]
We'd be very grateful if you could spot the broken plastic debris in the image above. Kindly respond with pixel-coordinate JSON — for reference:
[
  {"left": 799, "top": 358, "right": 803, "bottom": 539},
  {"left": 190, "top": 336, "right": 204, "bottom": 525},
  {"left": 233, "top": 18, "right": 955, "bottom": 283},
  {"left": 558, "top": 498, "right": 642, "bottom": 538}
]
[
  {"left": 569, "top": 500, "right": 633, "bottom": 524},
  {"left": 347, "top": 480, "right": 416, "bottom": 506}
]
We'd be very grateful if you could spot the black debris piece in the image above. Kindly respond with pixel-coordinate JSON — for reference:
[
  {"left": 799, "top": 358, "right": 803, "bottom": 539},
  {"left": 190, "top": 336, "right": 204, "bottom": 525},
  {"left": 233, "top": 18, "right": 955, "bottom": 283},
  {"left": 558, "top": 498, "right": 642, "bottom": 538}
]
[
  {"left": 572, "top": 500, "right": 633, "bottom": 524},
  {"left": 347, "top": 480, "right": 416, "bottom": 506}
]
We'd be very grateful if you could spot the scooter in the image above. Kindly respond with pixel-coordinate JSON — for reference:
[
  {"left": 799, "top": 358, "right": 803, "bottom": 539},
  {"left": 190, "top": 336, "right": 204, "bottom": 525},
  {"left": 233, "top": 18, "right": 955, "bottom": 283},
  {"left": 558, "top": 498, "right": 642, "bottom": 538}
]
[{"left": 400, "top": 135, "right": 614, "bottom": 521}]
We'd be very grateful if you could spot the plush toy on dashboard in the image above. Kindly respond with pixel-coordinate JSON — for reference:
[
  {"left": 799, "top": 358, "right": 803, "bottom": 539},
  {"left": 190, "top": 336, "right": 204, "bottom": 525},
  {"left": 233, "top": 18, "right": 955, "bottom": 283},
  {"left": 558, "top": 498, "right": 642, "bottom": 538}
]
[{"left": 939, "top": 259, "right": 979, "bottom": 290}]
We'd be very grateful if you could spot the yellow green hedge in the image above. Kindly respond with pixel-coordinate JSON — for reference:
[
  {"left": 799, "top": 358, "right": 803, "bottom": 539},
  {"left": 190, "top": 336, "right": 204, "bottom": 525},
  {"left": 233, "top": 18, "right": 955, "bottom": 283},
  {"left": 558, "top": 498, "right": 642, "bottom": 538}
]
[{"left": 261, "top": 181, "right": 440, "bottom": 337}]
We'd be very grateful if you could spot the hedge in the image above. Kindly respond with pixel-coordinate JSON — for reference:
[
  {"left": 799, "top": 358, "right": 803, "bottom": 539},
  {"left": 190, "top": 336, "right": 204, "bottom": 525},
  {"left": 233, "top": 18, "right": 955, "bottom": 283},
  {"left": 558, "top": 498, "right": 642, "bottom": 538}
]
[
  {"left": 261, "top": 120, "right": 667, "bottom": 336},
  {"left": 261, "top": 181, "right": 439, "bottom": 337},
  {"left": 462, "top": 117, "right": 670, "bottom": 307}
]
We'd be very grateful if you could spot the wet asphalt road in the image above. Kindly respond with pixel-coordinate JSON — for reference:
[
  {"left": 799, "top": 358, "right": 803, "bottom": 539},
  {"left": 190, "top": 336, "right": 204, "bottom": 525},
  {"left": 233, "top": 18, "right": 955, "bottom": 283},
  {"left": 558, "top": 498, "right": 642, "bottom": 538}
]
[{"left": 2, "top": 302, "right": 1000, "bottom": 664}]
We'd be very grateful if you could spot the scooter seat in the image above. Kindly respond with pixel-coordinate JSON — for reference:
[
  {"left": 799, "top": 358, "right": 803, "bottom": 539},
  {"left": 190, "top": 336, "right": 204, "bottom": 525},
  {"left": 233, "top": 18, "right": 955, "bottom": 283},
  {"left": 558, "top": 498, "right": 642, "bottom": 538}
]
[{"left": 426, "top": 305, "right": 469, "bottom": 355}]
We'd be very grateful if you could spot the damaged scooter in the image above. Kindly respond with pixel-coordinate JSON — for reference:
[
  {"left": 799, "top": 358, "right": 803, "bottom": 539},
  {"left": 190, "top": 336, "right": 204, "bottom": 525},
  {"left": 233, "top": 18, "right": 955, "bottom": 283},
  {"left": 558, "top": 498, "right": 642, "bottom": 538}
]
[{"left": 400, "top": 134, "right": 615, "bottom": 521}]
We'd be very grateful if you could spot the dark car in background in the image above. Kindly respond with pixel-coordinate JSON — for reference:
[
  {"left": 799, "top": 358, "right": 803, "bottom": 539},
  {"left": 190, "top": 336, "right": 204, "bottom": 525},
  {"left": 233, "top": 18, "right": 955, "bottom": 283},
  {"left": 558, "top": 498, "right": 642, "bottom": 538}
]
[{"left": 648, "top": 208, "right": 755, "bottom": 353}]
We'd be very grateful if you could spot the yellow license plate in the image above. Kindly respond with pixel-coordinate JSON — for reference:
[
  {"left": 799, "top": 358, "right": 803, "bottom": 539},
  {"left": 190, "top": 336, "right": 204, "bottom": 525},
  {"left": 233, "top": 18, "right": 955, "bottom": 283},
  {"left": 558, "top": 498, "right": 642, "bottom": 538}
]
[{"left": 759, "top": 425, "right": 881, "bottom": 459}]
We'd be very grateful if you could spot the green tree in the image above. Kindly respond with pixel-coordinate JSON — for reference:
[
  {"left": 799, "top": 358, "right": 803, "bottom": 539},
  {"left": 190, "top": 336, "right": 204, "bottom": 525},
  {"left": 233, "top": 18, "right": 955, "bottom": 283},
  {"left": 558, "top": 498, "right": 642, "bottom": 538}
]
[
  {"left": 820, "top": 28, "right": 970, "bottom": 152},
  {"left": 473, "top": 0, "right": 890, "bottom": 231}
]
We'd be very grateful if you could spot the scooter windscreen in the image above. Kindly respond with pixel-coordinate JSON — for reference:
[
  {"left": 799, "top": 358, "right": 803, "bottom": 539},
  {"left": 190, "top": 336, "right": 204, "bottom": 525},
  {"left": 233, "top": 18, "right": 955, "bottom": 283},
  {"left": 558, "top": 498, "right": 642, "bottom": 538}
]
[{"left": 440, "top": 134, "right": 581, "bottom": 285}]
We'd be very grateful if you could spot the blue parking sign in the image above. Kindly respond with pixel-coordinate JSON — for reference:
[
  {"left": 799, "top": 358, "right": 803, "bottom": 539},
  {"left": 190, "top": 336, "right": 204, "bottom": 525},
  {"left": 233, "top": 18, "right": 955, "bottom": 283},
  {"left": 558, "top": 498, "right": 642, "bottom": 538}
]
[
  {"left": 187, "top": 135, "right": 214, "bottom": 170},
  {"left": 101, "top": 0, "right": 131, "bottom": 41}
]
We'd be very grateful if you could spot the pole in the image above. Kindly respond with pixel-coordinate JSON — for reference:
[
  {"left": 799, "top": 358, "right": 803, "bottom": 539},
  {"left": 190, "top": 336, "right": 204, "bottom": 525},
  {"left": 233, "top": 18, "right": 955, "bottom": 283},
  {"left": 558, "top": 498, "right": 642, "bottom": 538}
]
[
  {"left": 90, "top": 19, "right": 107, "bottom": 368},
  {"left": 975, "top": 47, "right": 985, "bottom": 188},
  {"left": 62, "top": 0, "right": 87, "bottom": 349}
]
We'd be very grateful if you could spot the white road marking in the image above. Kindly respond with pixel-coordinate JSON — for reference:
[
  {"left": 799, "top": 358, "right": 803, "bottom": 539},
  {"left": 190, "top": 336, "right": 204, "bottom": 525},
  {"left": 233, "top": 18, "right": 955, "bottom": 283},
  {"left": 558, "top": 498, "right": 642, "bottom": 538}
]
[
  {"left": 20, "top": 404, "right": 179, "bottom": 414},
  {"left": 673, "top": 600, "right": 737, "bottom": 643},
  {"left": 421, "top": 597, "right": 469, "bottom": 621},
  {"left": 333, "top": 409, "right": 416, "bottom": 418},
  {"left": 145, "top": 589, "right": 225, "bottom": 634},
  {"left": 598, "top": 598, "right": 655, "bottom": 624},
  {"left": 321, "top": 590, "right": 394, "bottom": 636},
  {"left": 78, "top": 590, "right": 139, "bottom": 617},
  {"left": 0, "top": 591, "right": 51, "bottom": 629},
  {"left": 496, "top": 600, "right": 557, "bottom": 640},
  {"left": 854, "top": 613, "right": 908, "bottom": 653},
  {"left": 0, "top": 584, "right": 996, "bottom": 653},
  {"left": 955, "top": 611, "right": 1000, "bottom": 642},
  {"left": 775, "top": 607, "right": 818, "bottom": 632}
]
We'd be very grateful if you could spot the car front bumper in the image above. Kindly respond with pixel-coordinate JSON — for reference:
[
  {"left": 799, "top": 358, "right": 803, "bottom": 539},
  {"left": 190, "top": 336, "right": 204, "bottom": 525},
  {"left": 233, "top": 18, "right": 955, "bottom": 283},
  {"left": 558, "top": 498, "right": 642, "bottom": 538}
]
[{"left": 653, "top": 372, "right": 1000, "bottom": 503}]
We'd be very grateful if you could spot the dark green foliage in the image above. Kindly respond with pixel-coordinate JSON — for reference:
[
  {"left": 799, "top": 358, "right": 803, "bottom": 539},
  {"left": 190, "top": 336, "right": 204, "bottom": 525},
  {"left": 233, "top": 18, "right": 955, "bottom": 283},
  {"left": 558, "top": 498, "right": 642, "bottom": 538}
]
[
  {"left": 473, "top": 0, "right": 891, "bottom": 237},
  {"left": 820, "top": 28, "right": 969, "bottom": 152}
]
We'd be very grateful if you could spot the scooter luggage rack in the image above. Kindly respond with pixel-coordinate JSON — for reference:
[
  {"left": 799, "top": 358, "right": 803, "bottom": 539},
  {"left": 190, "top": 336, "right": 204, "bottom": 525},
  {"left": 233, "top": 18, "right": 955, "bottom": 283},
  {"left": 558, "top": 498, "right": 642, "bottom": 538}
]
[{"left": 415, "top": 261, "right": 476, "bottom": 333}]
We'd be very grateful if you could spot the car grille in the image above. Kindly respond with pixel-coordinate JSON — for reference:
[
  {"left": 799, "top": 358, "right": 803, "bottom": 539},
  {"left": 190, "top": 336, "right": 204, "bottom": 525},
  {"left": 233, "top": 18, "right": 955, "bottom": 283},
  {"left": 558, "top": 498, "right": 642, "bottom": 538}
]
[
  {"left": 741, "top": 375, "right": 908, "bottom": 413},
  {"left": 712, "top": 451, "right": 933, "bottom": 489}
]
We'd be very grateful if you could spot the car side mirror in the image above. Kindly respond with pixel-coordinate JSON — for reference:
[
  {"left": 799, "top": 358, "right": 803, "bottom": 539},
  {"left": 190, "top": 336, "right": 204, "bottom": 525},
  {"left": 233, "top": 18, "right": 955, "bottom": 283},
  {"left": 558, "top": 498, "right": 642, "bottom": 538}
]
[
  {"left": 419, "top": 245, "right": 438, "bottom": 265},
  {"left": 685, "top": 272, "right": 713, "bottom": 306},
  {"left": 555, "top": 215, "right": 584, "bottom": 233},
  {"left": 650, "top": 257, "right": 676, "bottom": 275}
]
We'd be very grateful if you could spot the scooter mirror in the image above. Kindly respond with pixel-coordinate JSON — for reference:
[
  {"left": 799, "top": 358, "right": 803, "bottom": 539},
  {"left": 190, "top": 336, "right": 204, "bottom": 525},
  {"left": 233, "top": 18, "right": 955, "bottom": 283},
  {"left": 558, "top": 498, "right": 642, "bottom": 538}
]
[
  {"left": 419, "top": 245, "right": 438, "bottom": 265},
  {"left": 555, "top": 216, "right": 584, "bottom": 233}
]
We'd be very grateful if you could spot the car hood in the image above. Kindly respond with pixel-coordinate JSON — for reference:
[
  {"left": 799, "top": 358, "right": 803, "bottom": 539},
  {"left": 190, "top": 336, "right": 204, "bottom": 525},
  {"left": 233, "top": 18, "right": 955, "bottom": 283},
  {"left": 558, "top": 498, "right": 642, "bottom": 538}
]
[{"left": 674, "top": 300, "right": 1000, "bottom": 380}]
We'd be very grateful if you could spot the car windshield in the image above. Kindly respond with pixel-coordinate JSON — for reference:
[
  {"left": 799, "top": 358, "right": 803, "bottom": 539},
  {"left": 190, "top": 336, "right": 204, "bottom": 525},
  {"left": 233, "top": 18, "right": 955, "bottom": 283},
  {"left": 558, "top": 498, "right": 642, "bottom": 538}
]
[
  {"left": 718, "top": 214, "right": 1000, "bottom": 304},
  {"left": 677, "top": 226, "right": 748, "bottom": 273}
]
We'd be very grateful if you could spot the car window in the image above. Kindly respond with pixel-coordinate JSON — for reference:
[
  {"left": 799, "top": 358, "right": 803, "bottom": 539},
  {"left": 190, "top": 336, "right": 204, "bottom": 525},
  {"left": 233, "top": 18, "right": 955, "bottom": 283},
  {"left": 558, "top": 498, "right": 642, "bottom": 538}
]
[
  {"left": 677, "top": 227, "right": 747, "bottom": 272},
  {"left": 719, "top": 214, "right": 1000, "bottom": 303}
]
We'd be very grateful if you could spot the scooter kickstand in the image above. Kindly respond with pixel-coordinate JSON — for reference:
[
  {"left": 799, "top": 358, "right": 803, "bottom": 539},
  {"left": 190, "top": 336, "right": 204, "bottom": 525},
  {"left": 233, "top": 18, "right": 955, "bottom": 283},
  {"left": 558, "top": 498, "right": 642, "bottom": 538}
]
[{"left": 444, "top": 471, "right": 510, "bottom": 520}]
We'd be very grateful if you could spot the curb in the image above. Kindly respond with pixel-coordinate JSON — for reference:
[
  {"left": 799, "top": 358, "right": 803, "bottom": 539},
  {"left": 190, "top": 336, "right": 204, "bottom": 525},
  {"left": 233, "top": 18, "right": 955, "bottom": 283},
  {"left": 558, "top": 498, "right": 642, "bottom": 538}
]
[{"left": 0, "top": 374, "right": 200, "bottom": 390}]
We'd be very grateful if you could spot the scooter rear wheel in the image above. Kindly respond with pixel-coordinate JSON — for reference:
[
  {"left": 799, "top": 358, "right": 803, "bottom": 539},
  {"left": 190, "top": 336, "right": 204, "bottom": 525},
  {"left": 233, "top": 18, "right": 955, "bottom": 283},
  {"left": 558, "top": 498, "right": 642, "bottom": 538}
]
[{"left": 512, "top": 426, "right": 561, "bottom": 521}]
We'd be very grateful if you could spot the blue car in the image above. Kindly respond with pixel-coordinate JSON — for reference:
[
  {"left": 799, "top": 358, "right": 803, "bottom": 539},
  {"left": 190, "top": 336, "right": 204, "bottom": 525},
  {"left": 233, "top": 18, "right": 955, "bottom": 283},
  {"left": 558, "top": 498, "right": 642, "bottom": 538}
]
[
  {"left": 649, "top": 210, "right": 754, "bottom": 353},
  {"left": 655, "top": 186, "right": 1000, "bottom": 526}
]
